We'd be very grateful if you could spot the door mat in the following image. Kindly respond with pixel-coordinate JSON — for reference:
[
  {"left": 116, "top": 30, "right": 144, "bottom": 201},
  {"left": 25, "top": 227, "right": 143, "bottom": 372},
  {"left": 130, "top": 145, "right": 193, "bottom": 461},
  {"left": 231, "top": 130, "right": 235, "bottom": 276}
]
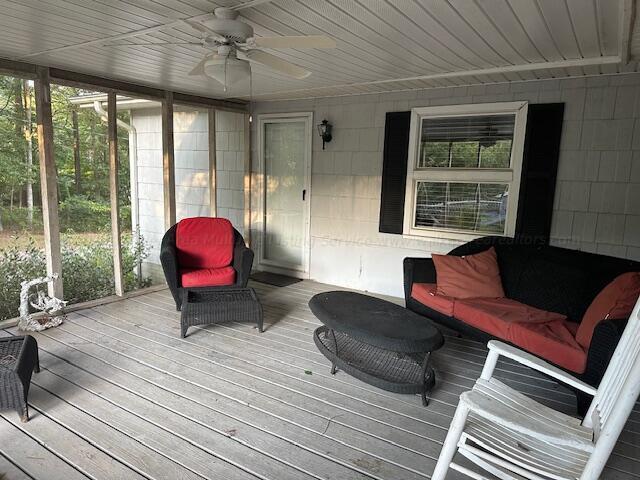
[{"left": 250, "top": 271, "right": 302, "bottom": 287}]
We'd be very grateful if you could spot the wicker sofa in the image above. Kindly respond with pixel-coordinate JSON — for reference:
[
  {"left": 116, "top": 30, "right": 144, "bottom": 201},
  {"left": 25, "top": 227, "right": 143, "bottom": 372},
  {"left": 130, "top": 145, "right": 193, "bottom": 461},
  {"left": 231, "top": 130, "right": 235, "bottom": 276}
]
[{"left": 403, "top": 236, "right": 639, "bottom": 412}]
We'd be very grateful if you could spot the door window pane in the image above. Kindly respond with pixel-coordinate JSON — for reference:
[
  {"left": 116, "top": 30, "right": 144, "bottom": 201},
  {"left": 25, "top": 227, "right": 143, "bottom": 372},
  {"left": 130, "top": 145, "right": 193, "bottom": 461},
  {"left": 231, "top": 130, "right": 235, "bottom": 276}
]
[{"left": 263, "top": 121, "right": 305, "bottom": 268}]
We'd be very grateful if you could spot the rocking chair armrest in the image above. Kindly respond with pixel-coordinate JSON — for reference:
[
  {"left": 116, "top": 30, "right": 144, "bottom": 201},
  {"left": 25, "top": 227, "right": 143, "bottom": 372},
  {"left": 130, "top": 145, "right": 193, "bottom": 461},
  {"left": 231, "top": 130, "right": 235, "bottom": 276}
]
[{"left": 484, "top": 341, "right": 597, "bottom": 396}]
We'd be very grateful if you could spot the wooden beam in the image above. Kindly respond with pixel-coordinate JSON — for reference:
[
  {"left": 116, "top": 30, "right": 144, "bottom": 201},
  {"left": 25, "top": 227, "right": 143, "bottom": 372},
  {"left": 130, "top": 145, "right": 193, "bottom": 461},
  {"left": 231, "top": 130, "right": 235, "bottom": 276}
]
[
  {"left": 108, "top": 93, "right": 124, "bottom": 296},
  {"left": 0, "top": 59, "right": 248, "bottom": 113},
  {"left": 172, "top": 92, "right": 248, "bottom": 113},
  {"left": 208, "top": 109, "right": 217, "bottom": 217},
  {"left": 0, "top": 58, "right": 37, "bottom": 78},
  {"left": 243, "top": 113, "right": 252, "bottom": 246},
  {"left": 34, "top": 66, "right": 63, "bottom": 299},
  {"left": 50, "top": 67, "right": 160, "bottom": 101},
  {"left": 162, "top": 92, "right": 176, "bottom": 229},
  {"left": 52, "top": 68, "right": 248, "bottom": 112}
]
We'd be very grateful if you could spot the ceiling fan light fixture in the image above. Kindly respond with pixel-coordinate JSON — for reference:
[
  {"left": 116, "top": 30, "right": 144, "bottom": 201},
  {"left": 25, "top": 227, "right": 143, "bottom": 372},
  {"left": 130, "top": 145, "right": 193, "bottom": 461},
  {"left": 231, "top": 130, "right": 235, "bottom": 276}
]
[{"left": 204, "top": 55, "right": 251, "bottom": 89}]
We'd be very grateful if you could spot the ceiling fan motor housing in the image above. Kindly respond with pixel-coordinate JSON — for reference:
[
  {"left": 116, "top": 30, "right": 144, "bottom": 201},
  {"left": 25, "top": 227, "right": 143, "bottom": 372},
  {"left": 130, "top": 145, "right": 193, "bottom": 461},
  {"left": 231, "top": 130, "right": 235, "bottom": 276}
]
[{"left": 204, "top": 8, "right": 254, "bottom": 43}]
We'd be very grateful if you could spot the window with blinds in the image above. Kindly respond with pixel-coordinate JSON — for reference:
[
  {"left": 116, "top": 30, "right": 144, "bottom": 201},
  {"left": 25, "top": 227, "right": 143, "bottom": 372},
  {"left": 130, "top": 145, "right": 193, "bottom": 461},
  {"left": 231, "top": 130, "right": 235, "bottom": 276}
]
[
  {"left": 418, "top": 115, "right": 515, "bottom": 169},
  {"left": 404, "top": 103, "right": 528, "bottom": 240}
]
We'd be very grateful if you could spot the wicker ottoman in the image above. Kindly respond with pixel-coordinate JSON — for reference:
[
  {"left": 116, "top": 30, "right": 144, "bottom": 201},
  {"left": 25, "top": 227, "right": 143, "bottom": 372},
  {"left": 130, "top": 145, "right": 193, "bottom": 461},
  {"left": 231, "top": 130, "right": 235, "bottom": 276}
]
[
  {"left": 180, "top": 287, "right": 263, "bottom": 338},
  {"left": 0, "top": 335, "right": 40, "bottom": 422}
]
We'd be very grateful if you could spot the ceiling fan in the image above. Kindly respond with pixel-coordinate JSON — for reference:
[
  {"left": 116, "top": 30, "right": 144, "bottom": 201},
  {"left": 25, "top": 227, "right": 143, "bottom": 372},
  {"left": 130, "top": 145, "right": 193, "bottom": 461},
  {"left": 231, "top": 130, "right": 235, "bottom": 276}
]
[{"left": 104, "top": 7, "right": 336, "bottom": 91}]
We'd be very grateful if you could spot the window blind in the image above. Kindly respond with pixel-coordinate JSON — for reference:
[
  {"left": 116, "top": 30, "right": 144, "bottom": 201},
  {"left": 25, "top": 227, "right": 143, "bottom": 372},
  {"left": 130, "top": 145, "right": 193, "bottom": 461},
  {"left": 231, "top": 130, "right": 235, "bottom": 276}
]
[{"left": 420, "top": 114, "right": 515, "bottom": 143}]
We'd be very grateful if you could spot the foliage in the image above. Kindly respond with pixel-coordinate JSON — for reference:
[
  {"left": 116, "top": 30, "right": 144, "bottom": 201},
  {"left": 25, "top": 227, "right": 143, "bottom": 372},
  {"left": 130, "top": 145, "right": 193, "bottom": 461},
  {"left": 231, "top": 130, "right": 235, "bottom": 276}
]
[
  {"left": 0, "top": 75, "right": 132, "bottom": 233},
  {"left": 0, "top": 233, "right": 151, "bottom": 320},
  {"left": 1, "top": 207, "right": 44, "bottom": 232},
  {"left": 0, "top": 74, "right": 150, "bottom": 321},
  {"left": 0, "top": 77, "right": 38, "bottom": 209},
  {"left": 1, "top": 198, "right": 132, "bottom": 233},
  {"left": 50, "top": 84, "right": 132, "bottom": 204},
  {"left": 58, "top": 195, "right": 131, "bottom": 232},
  {"left": 0, "top": 238, "right": 46, "bottom": 319}
]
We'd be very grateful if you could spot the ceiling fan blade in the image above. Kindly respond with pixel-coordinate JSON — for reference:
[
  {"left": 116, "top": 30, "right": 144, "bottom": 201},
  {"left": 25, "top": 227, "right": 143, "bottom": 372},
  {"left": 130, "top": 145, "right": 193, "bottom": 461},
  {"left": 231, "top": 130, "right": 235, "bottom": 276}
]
[
  {"left": 242, "top": 50, "right": 311, "bottom": 79},
  {"left": 252, "top": 35, "right": 336, "bottom": 49},
  {"left": 103, "top": 41, "right": 203, "bottom": 47},
  {"left": 181, "top": 19, "right": 226, "bottom": 43}
]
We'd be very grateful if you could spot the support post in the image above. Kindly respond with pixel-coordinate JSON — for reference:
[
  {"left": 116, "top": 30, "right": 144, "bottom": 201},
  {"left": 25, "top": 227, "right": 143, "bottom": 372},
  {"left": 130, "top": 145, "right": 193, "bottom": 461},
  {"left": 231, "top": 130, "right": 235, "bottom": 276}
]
[
  {"left": 208, "top": 108, "right": 217, "bottom": 217},
  {"left": 108, "top": 93, "right": 124, "bottom": 296},
  {"left": 162, "top": 92, "right": 176, "bottom": 229},
  {"left": 243, "top": 113, "right": 251, "bottom": 246},
  {"left": 34, "top": 66, "right": 63, "bottom": 299}
]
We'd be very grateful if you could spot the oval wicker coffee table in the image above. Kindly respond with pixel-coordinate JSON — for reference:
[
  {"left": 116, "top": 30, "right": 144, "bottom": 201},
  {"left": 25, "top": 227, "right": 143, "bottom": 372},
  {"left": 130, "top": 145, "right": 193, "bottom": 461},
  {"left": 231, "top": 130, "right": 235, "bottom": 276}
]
[{"left": 309, "top": 291, "right": 444, "bottom": 406}]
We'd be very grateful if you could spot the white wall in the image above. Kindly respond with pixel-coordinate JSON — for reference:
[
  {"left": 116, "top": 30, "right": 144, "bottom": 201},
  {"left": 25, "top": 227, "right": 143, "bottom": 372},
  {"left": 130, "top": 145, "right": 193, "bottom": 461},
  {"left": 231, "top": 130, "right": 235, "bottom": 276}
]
[
  {"left": 214, "top": 110, "right": 246, "bottom": 235},
  {"left": 251, "top": 73, "right": 640, "bottom": 297},
  {"left": 174, "top": 107, "right": 210, "bottom": 222},
  {"left": 132, "top": 108, "right": 165, "bottom": 267}
]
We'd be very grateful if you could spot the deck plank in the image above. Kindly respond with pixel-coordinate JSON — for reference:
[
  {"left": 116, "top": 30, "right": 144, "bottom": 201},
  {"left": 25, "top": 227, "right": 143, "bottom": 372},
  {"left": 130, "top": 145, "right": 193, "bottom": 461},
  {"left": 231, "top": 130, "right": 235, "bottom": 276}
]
[
  {"left": 28, "top": 335, "right": 370, "bottom": 480},
  {"left": 0, "top": 415, "right": 91, "bottom": 480},
  {"left": 40, "top": 316, "right": 436, "bottom": 480},
  {"left": 1, "top": 280, "right": 638, "bottom": 479},
  {"left": 139, "top": 293, "right": 579, "bottom": 410},
  {"left": 0, "top": 447, "right": 31, "bottom": 480}
]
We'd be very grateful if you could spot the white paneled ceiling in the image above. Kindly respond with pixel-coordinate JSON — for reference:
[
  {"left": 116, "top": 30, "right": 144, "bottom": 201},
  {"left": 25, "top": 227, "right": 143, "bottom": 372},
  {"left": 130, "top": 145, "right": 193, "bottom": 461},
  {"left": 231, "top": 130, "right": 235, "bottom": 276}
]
[{"left": 0, "top": 0, "right": 636, "bottom": 101}]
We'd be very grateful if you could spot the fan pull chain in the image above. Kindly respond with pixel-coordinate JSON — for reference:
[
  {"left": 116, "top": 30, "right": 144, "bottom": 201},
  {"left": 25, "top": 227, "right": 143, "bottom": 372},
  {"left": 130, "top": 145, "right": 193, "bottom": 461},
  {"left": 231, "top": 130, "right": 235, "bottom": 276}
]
[{"left": 223, "top": 53, "right": 228, "bottom": 92}]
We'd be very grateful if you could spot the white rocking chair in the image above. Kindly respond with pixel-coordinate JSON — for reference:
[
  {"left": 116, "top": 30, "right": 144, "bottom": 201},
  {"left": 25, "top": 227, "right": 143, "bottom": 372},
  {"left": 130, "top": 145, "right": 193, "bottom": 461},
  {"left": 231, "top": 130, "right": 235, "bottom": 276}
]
[{"left": 432, "top": 296, "right": 640, "bottom": 480}]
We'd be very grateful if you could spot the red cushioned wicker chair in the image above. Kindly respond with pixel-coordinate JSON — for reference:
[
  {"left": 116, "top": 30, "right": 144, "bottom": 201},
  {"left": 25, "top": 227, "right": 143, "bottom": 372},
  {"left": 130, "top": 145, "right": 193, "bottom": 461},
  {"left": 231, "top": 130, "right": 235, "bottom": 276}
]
[{"left": 160, "top": 217, "right": 254, "bottom": 310}]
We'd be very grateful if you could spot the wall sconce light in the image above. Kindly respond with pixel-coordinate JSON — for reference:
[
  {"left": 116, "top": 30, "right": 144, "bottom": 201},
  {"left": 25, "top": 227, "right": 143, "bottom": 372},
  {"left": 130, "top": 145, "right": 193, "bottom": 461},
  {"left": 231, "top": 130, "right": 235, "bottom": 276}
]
[{"left": 317, "top": 119, "right": 333, "bottom": 150}]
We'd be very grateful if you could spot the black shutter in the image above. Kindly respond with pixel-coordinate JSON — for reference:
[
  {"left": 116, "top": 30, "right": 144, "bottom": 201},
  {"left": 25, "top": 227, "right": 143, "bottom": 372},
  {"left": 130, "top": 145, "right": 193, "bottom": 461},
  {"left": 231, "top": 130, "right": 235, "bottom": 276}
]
[
  {"left": 515, "top": 103, "right": 565, "bottom": 244},
  {"left": 379, "top": 111, "right": 411, "bottom": 233}
]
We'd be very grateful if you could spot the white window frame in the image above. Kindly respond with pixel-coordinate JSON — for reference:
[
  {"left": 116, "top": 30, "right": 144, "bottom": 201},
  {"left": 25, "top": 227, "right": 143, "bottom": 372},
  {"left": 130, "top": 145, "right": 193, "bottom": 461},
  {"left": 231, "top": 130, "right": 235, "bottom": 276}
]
[{"left": 402, "top": 101, "right": 528, "bottom": 242}]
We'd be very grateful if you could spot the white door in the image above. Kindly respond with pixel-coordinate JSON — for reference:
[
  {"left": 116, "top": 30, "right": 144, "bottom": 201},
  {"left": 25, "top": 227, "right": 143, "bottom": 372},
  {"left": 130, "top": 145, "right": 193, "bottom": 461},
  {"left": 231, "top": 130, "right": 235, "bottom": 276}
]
[{"left": 258, "top": 113, "right": 312, "bottom": 276}]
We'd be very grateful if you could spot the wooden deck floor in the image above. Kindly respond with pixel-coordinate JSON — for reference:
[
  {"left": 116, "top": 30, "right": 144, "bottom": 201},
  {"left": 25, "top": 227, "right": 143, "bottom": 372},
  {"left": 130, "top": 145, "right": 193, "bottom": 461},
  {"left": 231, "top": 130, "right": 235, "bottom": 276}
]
[{"left": 0, "top": 280, "right": 638, "bottom": 480}]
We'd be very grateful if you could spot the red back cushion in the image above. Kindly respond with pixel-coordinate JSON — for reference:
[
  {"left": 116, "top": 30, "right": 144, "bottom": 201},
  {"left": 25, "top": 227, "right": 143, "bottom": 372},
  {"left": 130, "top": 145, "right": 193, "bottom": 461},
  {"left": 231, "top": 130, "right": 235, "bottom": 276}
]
[
  {"left": 575, "top": 272, "right": 640, "bottom": 349},
  {"left": 176, "top": 217, "right": 235, "bottom": 269},
  {"left": 432, "top": 247, "right": 505, "bottom": 299}
]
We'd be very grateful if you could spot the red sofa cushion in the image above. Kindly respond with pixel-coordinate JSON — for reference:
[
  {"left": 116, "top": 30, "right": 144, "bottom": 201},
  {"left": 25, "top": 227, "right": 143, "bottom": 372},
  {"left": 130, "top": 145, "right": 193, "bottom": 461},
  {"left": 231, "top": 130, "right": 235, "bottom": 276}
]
[
  {"left": 176, "top": 217, "right": 234, "bottom": 269},
  {"left": 180, "top": 266, "right": 236, "bottom": 288},
  {"left": 432, "top": 247, "right": 505, "bottom": 299},
  {"left": 576, "top": 272, "right": 640, "bottom": 349},
  {"left": 454, "top": 298, "right": 586, "bottom": 373},
  {"left": 411, "top": 283, "right": 456, "bottom": 316}
]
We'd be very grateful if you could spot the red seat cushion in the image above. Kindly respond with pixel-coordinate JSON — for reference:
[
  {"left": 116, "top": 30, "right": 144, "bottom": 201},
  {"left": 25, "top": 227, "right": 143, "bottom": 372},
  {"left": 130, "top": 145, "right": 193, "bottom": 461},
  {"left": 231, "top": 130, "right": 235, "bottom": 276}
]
[
  {"left": 411, "top": 283, "right": 456, "bottom": 316},
  {"left": 575, "top": 272, "right": 640, "bottom": 349},
  {"left": 454, "top": 298, "right": 586, "bottom": 373},
  {"left": 432, "top": 247, "right": 505, "bottom": 299},
  {"left": 180, "top": 266, "right": 236, "bottom": 288},
  {"left": 176, "top": 217, "right": 235, "bottom": 269}
]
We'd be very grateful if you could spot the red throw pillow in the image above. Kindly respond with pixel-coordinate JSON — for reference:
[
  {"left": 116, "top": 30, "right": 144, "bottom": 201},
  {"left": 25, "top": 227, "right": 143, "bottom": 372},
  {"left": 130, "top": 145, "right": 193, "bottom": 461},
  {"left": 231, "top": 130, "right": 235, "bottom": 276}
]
[
  {"left": 432, "top": 247, "right": 505, "bottom": 299},
  {"left": 575, "top": 272, "right": 640, "bottom": 349}
]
